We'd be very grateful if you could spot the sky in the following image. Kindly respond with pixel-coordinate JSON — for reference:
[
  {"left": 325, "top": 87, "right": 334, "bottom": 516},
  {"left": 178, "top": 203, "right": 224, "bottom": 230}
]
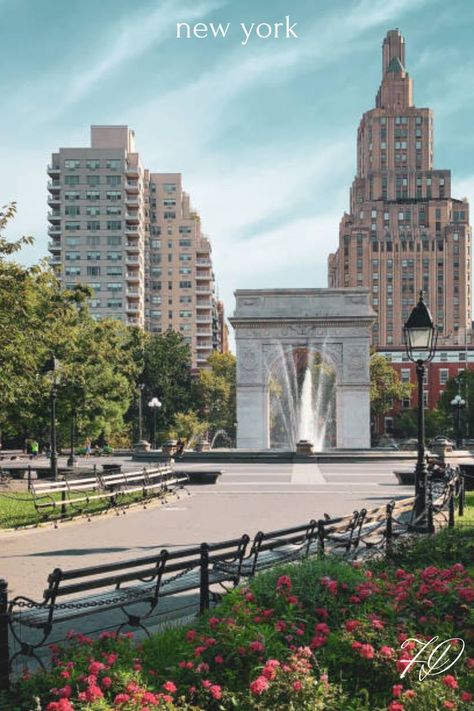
[{"left": 1, "top": 0, "right": 474, "bottom": 334}]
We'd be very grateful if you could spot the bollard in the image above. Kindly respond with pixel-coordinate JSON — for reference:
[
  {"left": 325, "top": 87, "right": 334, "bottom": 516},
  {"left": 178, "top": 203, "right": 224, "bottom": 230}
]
[
  {"left": 199, "top": 543, "right": 210, "bottom": 614},
  {"left": 0, "top": 579, "right": 10, "bottom": 692}
]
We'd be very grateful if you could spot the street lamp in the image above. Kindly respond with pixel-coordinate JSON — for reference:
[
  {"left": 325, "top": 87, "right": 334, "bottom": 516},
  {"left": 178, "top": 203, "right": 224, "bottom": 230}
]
[
  {"left": 450, "top": 394, "right": 466, "bottom": 449},
  {"left": 41, "top": 356, "right": 60, "bottom": 481},
  {"left": 148, "top": 397, "right": 162, "bottom": 450},
  {"left": 67, "top": 408, "right": 77, "bottom": 468},
  {"left": 403, "top": 291, "right": 438, "bottom": 523},
  {"left": 137, "top": 383, "right": 145, "bottom": 442}
]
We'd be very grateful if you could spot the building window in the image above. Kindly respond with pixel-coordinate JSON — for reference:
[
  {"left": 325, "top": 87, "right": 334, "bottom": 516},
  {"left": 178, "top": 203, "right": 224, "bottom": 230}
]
[
  {"left": 64, "top": 159, "right": 81, "bottom": 169},
  {"left": 106, "top": 159, "right": 121, "bottom": 170},
  {"left": 86, "top": 266, "right": 101, "bottom": 276},
  {"left": 86, "top": 159, "right": 100, "bottom": 169},
  {"left": 439, "top": 369, "right": 449, "bottom": 385},
  {"left": 106, "top": 175, "right": 121, "bottom": 186},
  {"left": 401, "top": 369, "right": 411, "bottom": 383}
]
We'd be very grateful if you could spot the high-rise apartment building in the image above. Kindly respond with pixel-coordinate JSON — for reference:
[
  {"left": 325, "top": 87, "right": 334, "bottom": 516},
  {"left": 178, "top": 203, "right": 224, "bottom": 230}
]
[
  {"left": 48, "top": 126, "right": 226, "bottom": 368},
  {"left": 328, "top": 30, "right": 472, "bottom": 347}
]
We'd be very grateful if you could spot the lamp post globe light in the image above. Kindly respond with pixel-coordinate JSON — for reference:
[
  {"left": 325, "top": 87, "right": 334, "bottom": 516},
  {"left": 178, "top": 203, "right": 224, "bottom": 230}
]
[
  {"left": 450, "top": 394, "right": 466, "bottom": 449},
  {"left": 148, "top": 397, "right": 162, "bottom": 450},
  {"left": 403, "top": 291, "right": 438, "bottom": 523}
]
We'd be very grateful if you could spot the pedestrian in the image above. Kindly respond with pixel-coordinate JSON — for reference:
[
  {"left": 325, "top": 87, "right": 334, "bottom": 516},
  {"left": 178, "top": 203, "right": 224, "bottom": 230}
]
[
  {"left": 85, "top": 437, "right": 92, "bottom": 457},
  {"left": 30, "top": 440, "right": 39, "bottom": 458}
]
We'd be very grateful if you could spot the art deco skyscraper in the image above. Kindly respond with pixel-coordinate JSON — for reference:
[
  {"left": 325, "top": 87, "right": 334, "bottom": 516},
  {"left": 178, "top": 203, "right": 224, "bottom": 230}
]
[
  {"left": 328, "top": 30, "right": 472, "bottom": 347},
  {"left": 47, "top": 126, "right": 225, "bottom": 368}
]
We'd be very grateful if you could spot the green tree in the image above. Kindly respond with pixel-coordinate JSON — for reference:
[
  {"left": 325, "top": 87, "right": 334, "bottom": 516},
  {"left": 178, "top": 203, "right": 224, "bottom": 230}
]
[
  {"left": 167, "top": 411, "right": 209, "bottom": 442},
  {"left": 142, "top": 331, "right": 194, "bottom": 437},
  {"left": 438, "top": 370, "right": 474, "bottom": 441},
  {"left": 370, "top": 353, "right": 412, "bottom": 417},
  {"left": 195, "top": 352, "right": 236, "bottom": 443}
]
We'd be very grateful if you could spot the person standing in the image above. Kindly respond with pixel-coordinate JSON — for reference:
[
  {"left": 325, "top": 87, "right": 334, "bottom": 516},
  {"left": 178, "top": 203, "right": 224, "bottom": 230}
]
[{"left": 84, "top": 438, "right": 92, "bottom": 457}]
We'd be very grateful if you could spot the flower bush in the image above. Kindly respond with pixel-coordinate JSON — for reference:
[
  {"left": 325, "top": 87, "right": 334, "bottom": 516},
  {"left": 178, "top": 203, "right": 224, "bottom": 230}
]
[{"left": 7, "top": 521, "right": 474, "bottom": 710}]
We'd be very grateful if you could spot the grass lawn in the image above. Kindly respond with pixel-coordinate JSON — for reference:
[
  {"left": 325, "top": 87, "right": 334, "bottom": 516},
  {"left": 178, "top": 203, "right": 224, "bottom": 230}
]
[
  {"left": 3, "top": 495, "right": 473, "bottom": 710},
  {"left": 0, "top": 488, "right": 159, "bottom": 528}
]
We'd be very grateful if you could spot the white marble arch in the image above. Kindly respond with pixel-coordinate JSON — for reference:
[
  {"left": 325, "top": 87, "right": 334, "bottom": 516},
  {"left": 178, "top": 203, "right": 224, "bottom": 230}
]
[{"left": 229, "top": 288, "right": 376, "bottom": 450}]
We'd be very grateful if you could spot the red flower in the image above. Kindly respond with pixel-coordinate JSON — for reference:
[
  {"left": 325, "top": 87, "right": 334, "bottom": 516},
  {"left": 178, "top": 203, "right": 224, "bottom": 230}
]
[
  {"left": 45, "top": 702, "right": 74, "bottom": 711},
  {"left": 163, "top": 681, "right": 177, "bottom": 693},
  {"left": 276, "top": 575, "right": 292, "bottom": 591},
  {"left": 380, "top": 646, "right": 395, "bottom": 658},
  {"left": 186, "top": 629, "right": 197, "bottom": 642},
  {"left": 315, "top": 607, "right": 329, "bottom": 619},
  {"left": 214, "top": 655, "right": 224, "bottom": 664},
  {"left": 310, "top": 635, "right": 327, "bottom": 649},
  {"left": 102, "top": 676, "right": 112, "bottom": 689},
  {"left": 405, "top": 690, "right": 416, "bottom": 699},
  {"left": 249, "top": 640, "right": 265, "bottom": 653},
  {"left": 461, "top": 692, "right": 473, "bottom": 702},
  {"left": 393, "top": 684, "right": 403, "bottom": 698},
  {"left": 315, "top": 622, "right": 330, "bottom": 635},
  {"left": 250, "top": 675, "right": 270, "bottom": 696},
  {"left": 293, "top": 680, "right": 303, "bottom": 691},
  {"left": 88, "top": 661, "right": 106, "bottom": 675},
  {"left": 388, "top": 703, "right": 404, "bottom": 711},
  {"left": 345, "top": 619, "right": 360, "bottom": 632},
  {"left": 443, "top": 703, "right": 455, "bottom": 709},
  {"left": 443, "top": 675, "right": 458, "bottom": 689}
]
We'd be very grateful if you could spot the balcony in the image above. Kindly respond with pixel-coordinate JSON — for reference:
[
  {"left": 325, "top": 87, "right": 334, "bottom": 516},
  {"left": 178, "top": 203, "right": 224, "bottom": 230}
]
[
  {"left": 126, "top": 303, "right": 140, "bottom": 312},
  {"left": 196, "top": 271, "right": 211, "bottom": 280},
  {"left": 48, "top": 241, "right": 61, "bottom": 252},
  {"left": 48, "top": 225, "right": 61, "bottom": 236},
  {"left": 125, "top": 255, "right": 141, "bottom": 266},
  {"left": 196, "top": 286, "right": 212, "bottom": 294},
  {"left": 125, "top": 196, "right": 140, "bottom": 206},
  {"left": 47, "top": 165, "right": 60, "bottom": 176},
  {"left": 48, "top": 197, "right": 60, "bottom": 207},
  {"left": 127, "top": 316, "right": 140, "bottom": 325},
  {"left": 49, "top": 256, "right": 62, "bottom": 265},
  {"left": 125, "top": 225, "right": 139, "bottom": 235},
  {"left": 126, "top": 240, "right": 140, "bottom": 252},
  {"left": 126, "top": 288, "right": 140, "bottom": 296},
  {"left": 196, "top": 302, "right": 212, "bottom": 309},
  {"left": 125, "top": 212, "right": 139, "bottom": 223},
  {"left": 196, "top": 258, "right": 211, "bottom": 266},
  {"left": 48, "top": 210, "right": 61, "bottom": 221},
  {"left": 48, "top": 181, "right": 61, "bottom": 192},
  {"left": 126, "top": 271, "right": 140, "bottom": 282},
  {"left": 125, "top": 165, "right": 140, "bottom": 178},
  {"left": 125, "top": 180, "right": 139, "bottom": 194}
]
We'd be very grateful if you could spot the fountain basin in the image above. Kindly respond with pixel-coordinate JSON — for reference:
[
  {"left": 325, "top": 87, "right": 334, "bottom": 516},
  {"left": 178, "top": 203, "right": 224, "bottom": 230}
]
[{"left": 180, "top": 469, "right": 222, "bottom": 485}]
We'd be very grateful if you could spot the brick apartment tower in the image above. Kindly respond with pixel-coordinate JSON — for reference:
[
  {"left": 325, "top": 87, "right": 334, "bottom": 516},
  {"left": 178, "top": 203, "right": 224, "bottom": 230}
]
[
  {"left": 48, "top": 126, "right": 226, "bottom": 368},
  {"left": 328, "top": 30, "right": 472, "bottom": 347}
]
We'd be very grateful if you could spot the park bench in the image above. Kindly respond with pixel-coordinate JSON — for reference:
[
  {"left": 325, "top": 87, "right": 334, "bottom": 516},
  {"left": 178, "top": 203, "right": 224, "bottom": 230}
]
[
  {"left": 215, "top": 520, "right": 318, "bottom": 579},
  {"left": 7, "top": 535, "right": 250, "bottom": 663},
  {"left": 30, "top": 465, "right": 188, "bottom": 521}
]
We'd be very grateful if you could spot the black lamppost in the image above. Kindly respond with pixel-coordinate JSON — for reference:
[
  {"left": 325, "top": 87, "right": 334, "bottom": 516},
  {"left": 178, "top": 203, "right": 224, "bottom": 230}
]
[
  {"left": 42, "top": 356, "right": 60, "bottom": 481},
  {"left": 137, "top": 383, "right": 145, "bottom": 442},
  {"left": 67, "top": 408, "right": 77, "bottom": 468},
  {"left": 450, "top": 394, "right": 466, "bottom": 449},
  {"left": 403, "top": 292, "right": 437, "bottom": 522},
  {"left": 148, "top": 397, "right": 162, "bottom": 450}
]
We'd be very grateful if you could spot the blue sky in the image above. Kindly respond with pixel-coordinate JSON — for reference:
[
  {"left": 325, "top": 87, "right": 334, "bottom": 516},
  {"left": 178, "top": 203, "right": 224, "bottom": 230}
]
[{"left": 1, "top": 0, "right": 474, "bottom": 324}]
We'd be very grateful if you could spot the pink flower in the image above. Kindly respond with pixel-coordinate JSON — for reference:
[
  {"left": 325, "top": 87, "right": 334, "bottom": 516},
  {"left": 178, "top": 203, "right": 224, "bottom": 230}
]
[
  {"left": 88, "top": 661, "right": 106, "bottom": 675},
  {"left": 249, "top": 640, "right": 265, "bottom": 653},
  {"left": 443, "top": 703, "right": 455, "bottom": 709},
  {"left": 442, "top": 675, "right": 458, "bottom": 689},
  {"left": 105, "top": 653, "right": 118, "bottom": 665},
  {"left": 461, "top": 691, "right": 473, "bottom": 702},
  {"left": 57, "top": 686, "right": 72, "bottom": 699},
  {"left": 245, "top": 592, "right": 255, "bottom": 602},
  {"left": 250, "top": 675, "right": 270, "bottom": 696},
  {"left": 310, "top": 635, "right": 327, "bottom": 649},
  {"left": 214, "top": 655, "right": 224, "bottom": 664},
  {"left": 163, "top": 681, "right": 177, "bottom": 693},
  {"left": 45, "top": 702, "right": 74, "bottom": 711},
  {"left": 210, "top": 684, "right": 222, "bottom": 699},
  {"left": 293, "top": 680, "right": 303, "bottom": 691},
  {"left": 102, "top": 676, "right": 112, "bottom": 689},
  {"left": 186, "top": 629, "right": 197, "bottom": 642},
  {"left": 380, "top": 646, "right": 395, "bottom": 658},
  {"left": 359, "top": 644, "right": 375, "bottom": 660}
]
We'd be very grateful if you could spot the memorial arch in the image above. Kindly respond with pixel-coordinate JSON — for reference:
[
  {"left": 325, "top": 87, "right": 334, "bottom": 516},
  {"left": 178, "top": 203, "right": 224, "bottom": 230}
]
[{"left": 229, "top": 289, "right": 376, "bottom": 450}]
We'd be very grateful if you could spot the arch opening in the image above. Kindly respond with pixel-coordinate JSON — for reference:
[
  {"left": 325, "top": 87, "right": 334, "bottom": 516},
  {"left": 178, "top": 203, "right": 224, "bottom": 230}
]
[{"left": 266, "top": 345, "right": 336, "bottom": 451}]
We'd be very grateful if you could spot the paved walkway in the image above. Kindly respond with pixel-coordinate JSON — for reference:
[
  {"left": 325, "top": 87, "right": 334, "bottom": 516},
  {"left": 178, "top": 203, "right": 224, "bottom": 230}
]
[{"left": 1, "top": 459, "right": 413, "bottom": 599}]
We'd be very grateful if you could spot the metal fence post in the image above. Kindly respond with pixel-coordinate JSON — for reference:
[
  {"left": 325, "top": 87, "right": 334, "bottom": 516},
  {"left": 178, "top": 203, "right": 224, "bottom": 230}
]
[
  {"left": 385, "top": 503, "right": 393, "bottom": 547},
  {"left": 448, "top": 485, "right": 455, "bottom": 528},
  {"left": 27, "top": 465, "right": 32, "bottom": 492},
  {"left": 459, "top": 476, "right": 465, "bottom": 518},
  {"left": 427, "top": 498, "right": 434, "bottom": 535},
  {"left": 0, "top": 579, "right": 10, "bottom": 692},
  {"left": 199, "top": 543, "right": 210, "bottom": 614},
  {"left": 61, "top": 489, "right": 67, "bottom": 519}
]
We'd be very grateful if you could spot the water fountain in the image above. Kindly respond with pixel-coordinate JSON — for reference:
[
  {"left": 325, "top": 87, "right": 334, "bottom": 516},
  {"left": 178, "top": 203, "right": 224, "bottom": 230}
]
[{"left": 266, "top": 345, "right": 336, "bottom": 453}]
